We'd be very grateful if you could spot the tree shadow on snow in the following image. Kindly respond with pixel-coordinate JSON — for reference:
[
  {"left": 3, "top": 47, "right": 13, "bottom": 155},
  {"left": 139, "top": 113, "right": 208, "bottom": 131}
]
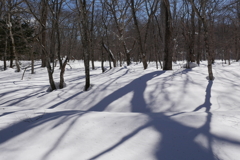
[
  {"left": 46, "top": 67, "right": 130, "bottom": 110},
  {"left": 87, "top": 71, "right": 166, "bottom": 113},
  {"left": 0, "top": 110, "right": 88, "bottom": 160},
  {"left": 1, "top": 73, "right": 240, "bottom": 160},
  {"left": 0, "top": 86, "right": 49, "bottom": 107},
  {"left": 89, "top": 80, "right": 240, "bottom": 160}
]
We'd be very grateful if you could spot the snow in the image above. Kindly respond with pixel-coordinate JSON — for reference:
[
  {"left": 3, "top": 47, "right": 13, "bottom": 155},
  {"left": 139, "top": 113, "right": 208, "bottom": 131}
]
[
  {"left": 182, "top": 62, "right": 198, "bottom": 68},
  {"left": 0, "top": 60, "right": 240, "bottom": 160}
]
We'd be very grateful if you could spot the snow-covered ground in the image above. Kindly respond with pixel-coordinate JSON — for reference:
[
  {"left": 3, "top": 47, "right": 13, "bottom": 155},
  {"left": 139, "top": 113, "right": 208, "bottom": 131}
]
[{"left": 0, "top": 60, "right": 240, "bottom": 160}]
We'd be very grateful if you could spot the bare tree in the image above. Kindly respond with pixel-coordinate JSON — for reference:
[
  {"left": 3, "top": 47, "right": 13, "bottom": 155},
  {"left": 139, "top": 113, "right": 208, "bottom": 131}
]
[
  {"left": 181, "top": 0, "right": 196, "bottom": 68},
  {"left": 76, "top": 0, "right": 91, "bottom": 91},
  {"left": 105, "top": 0, "right": 134, "bottom": 66},
  {"left": 5, "top": 0, "right": 23, "bottom": 72},
  {"left": 129, "top": 0, "right": 148, "bottom": 69},
  {"left": 25, "top": 0, "right": 57, "bottom": 90},
  {"left": 161, "top": 0, "right": 173, "bottom": 70},
  {"left": 39, "top": 0, "right": 48, "bottom": 67},
  {"left": 47, "top": 0, "right": 69, "bottom": 89},
  {"left": 188, "top": 0, "right": 215, "bottom": 80},
  {"left": 0, "top": 0, "right": 7, "bottom": 70},
  {"left": 89, "top": 0, "right": 95, "bottom": 69},
  {"left": 99, "top": 0, "right": 116, "bottom": 69}
]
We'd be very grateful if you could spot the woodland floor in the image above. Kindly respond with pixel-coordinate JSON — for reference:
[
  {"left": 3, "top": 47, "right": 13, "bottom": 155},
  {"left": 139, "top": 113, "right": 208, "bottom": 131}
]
[{"left": 0, "top": 60, "right": 240, "bottom": 160}]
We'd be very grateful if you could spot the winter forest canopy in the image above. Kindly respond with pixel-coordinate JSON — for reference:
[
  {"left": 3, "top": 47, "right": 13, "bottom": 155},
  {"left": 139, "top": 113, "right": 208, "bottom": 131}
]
[{"left": 0, "top": 0, "right": 240, "bottom": 90}]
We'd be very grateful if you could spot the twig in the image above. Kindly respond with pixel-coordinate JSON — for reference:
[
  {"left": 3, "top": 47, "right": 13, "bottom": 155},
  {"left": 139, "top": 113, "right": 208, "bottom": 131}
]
[{"left": 21, "top": 65, "right": 31, "bottom": 80}]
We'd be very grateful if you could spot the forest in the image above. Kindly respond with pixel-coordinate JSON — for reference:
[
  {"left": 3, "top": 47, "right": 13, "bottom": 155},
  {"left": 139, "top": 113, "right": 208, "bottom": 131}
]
[
  {"left": 1, "top": 1, "right": 240, "bottom": 160},
  {"left": 0, "top": 0, "right": 239, "bottom": 90}
]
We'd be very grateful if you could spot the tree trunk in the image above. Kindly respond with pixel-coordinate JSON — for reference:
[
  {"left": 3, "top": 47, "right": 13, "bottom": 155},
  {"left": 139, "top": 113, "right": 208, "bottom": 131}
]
[
  {"left": 79, "top": 0, "right": 91, "bottom": 91},
  {"left": 108, "top": 55, "right": 112, "bottom": 69},
  {"left": 203, "top": 22, "right": 214, "bottom": 80},
  {"left": 91, "top": 48, "right": 95, "bottom": 70},
  {"left": 102, "top": 42, "right": 116, "bottom": 67},
  {"left": 4, "top": 35, "right": 7, "bottom": 70},
  {"left": 235, "top": 25, "right": 239, "bottom": 61},
  {"left": 123, "top": 40, "right": 131, "bottom": 66},
  {"left": 47, "top": 61, "right": 56, "bottom": 90},
  {"left": 189, "top": 0, "right": 214, "bottom": 80},
  {"left": 101, "top": 41, "right": 105, "bottom": 73},
  {"left": 84, "top": 51, "right": 90, "bottom": 91},
  {"left": 56, "top": 23, "right": 62, "bottom": 68},
  {"left": 162, "top": 0, "right": 172, "bottom": 70},
  {"left": 196, "top": 19, "right": 202, "bottom": 65},
  {"left": 90, "top": 0, "right": 95, "bottom": 70},
  {"left": 130, "top": 0, "right": 148, "bottom": 69},
  {"left": 10, "top": 49, "right": 13, "bottom": 68},
  {"left": 59, "top": 57, "right": 68, "bottom": 89},
  {"left": 40, "top": 0, "right": 47, "bottom": 67},
  {"left": 50, "top": 25, "right": 56, "bottom": 64},
  {"left": 119, "top": 52, "right": 122, "bottom": 67},
  {"left": 236, "top": 1, "right": 240, "bottom": 61},
  {"left": 159, "top": 52, "right": 163, "bottom": 69},
  {"left": 31, "top": 47, "right": 34, "bottom": 74},
  {"left": 190, "top": 4, "right": 195, "bottom": 62},
  {"left": 55, "top": 0, "right": 63, "bottom": 69},
  {"left": 8, "top": 13, "right": 20, "bottom": 72}
]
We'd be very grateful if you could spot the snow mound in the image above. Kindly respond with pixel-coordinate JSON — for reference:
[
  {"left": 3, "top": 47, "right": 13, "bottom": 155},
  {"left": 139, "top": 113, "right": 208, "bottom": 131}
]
[{"left": 182, "top": 62, "right": 198, "bottom": 68}]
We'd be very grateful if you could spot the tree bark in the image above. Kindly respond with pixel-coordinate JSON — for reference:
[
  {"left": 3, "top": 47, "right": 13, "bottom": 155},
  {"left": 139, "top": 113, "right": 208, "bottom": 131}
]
[
  {"left": 4, "top": 35, "right": 7, "bottom": 70},
  {"left": 31, "top": 47, "right": 34, "bottom": 74},
  {"left": 90, "top": 0, "right": 95, "bottom": 70},
  {"left": 162, "top": 0, "right": 172, "bottom": 70},
  {"left": 196, "top": 19, "right": 202, "bottom": 65},
  {"left": 59, "top": 57, "right": 68, "bottom": 89},
  {"left": 189, "top": 4, "right": 195, "bottom": 62},
  {"left": 101, "top": 39, "right": 105, "bottom": 73},
  {"left": 8, "top": 13, "right": 20, "bottom": 72},
  {"left": 189, "top": 0, "right": 214, "bottom": 80},
  {"left": 130, "top": 0, "right": 148, "bottom": 69},
  {"left": 203, "top": 24, "right": 214, "bottom": 80},
  {"left": 47, "top": 61, "right": 56, "bottom": 90},
  {"left": 102, "top": 42, "right": 116, "bottom": 67},
  {"left": 78, "top": 0, "right": 91, "bottom": 91},
  {"left": 40, "top": 0, "right": 48, "bottom": 67}
]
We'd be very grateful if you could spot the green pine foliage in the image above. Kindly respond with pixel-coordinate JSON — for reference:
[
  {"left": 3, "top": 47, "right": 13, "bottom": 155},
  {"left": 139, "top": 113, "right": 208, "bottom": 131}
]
[{"left": 0, "top": 18, "right": 34, "bottom": 60}]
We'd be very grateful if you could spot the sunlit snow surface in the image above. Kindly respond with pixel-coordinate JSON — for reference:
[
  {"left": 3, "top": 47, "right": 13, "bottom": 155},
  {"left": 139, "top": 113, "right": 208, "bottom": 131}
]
[{"left": 0, "top": 60, "right": 240, "bottom": 160}]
